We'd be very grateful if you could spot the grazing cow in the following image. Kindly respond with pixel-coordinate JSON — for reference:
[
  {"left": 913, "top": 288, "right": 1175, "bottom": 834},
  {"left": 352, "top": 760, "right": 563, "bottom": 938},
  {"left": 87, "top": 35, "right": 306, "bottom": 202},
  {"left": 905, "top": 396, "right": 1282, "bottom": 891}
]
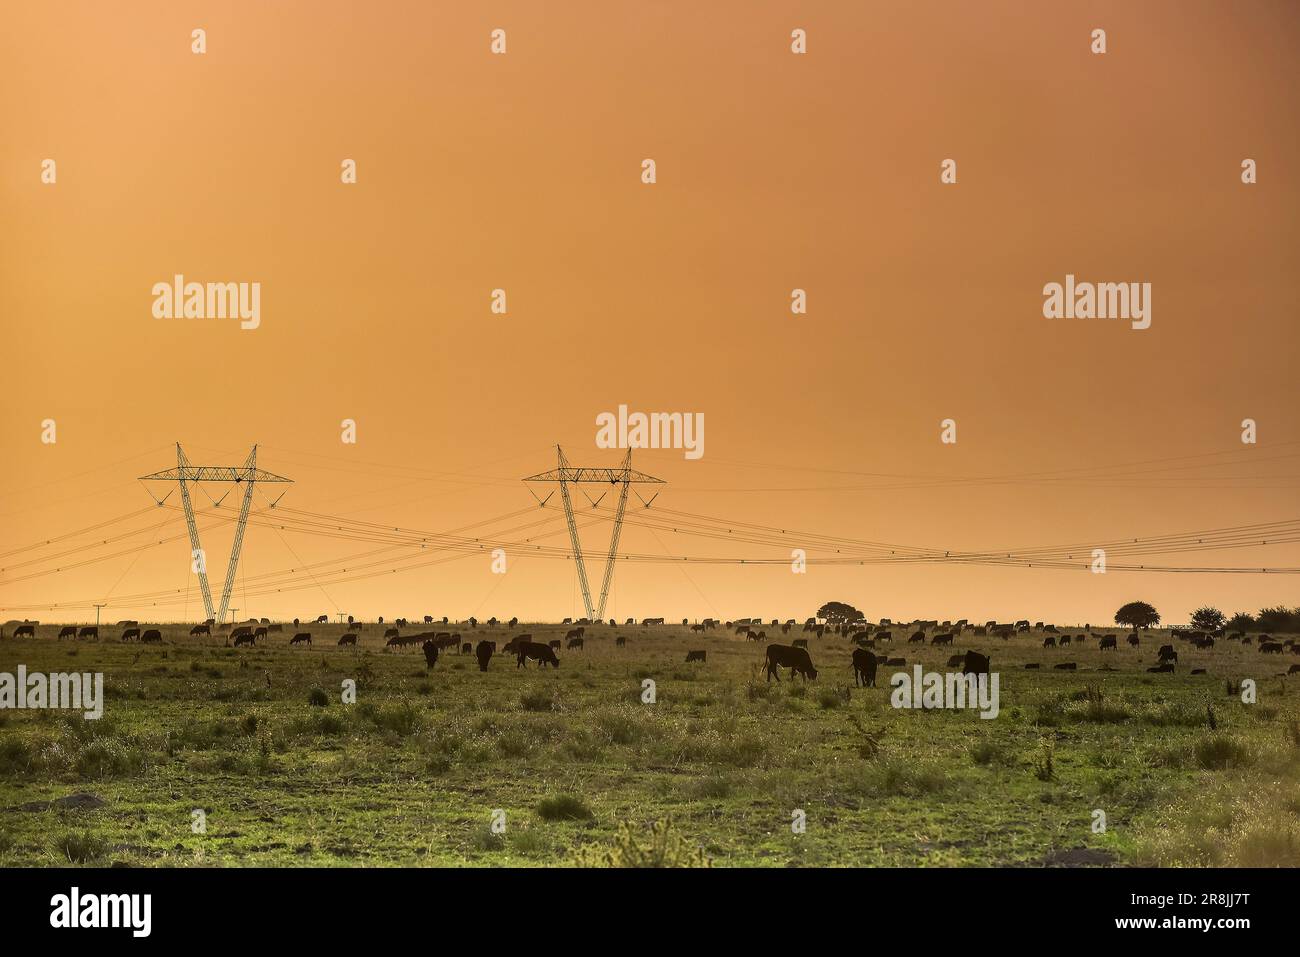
[
  {"left": 691, "top": 624, "right": 706, "bottom": 633},
  {"left": 1127, "top": 634, "right": 1139, "bottom": 647},
  {"left": 385, "top": 636, "right": 402, "bottom": 650},
  {"left": 1059, "top": 634, "right": 1072, "bottom": 646},
  {"left": 1158, "top": 645, "right": 1178, "bottom": 663},
  {"left": 233, "top": 633, "right": 256, "bottom": 648},
  {"left": 566, "top": 637, "right": 584, "bottom": 651},
  {"left": 461, "top": 642, "right": 472, "bottom": 654},
  {"left": 764, "top": 644, "right": 817, "bottom": 683},
  {"left": 685, "top": 650, "right": 707, "bottom": 663},
  {"left": 852, "top": 648, "right": 878, "bottom": 687},
  {"left": 1259, "top": 641, "right": 1284, "bottom": 654},
  {"left": 254, "top": 627, "right": 268, "bottom": 641},
  {"left": 290, "top": 633, "right": 312, "bottom": 646},
  {"left": 1042, "top": 636, "right": 1056, "bottom": 648},
  {"left": 1147, "top": 663, "right": 1175, "bottom": 673},
  {"left": 781, "top": 623, "right": 791, "bottom": 634},
  {"left": 1195, "top": 637, "right": 1215, "bottom": 650},
  {"left": 422, "top": 641, "right": 439, "bottom": 668},
  {"left": 931, "top": 633, "right": 954, "bottom": 646},
  {"left": 813, "top": 625, "right": 825, "bottom": 639},
  {"left": 1288, "top": 664, "right": 1300, "bottom": 675},
  {"left": 141, "top": 630, "right": 163, "bottom": 643},
  {"left": 384, "top": 628, "right": 400, "bottom": 640},
  {"left": 57, "top": 626, "right": 77, "bottom": 640},
  {"left": 962, "top": 651, "right": 990, "bottom": 676},
  {"left": 120, "top": 628, "right": 140, "bottom": 642},
  {"left": 1054, "top": 662, "right": 1078, "bottom": 671},
  {"left": 78, "top": 626, "right": 98, "bottom": 640},
  {"left": 565, "top": 627, "right": 585, "bottom": 642},
  {"left": 190, "top": 624, "right": 210, "bottom": 636},
  {"left": 1099, "top": 635, "right": 1118, "bottom": 651},
  {"left": 875, "top": 631, "right": 892, "bottom": 643},
  {"left": 338, "top": 633, "right": 358, "bottom": 646},
  {"left": 516, "top": 641, "right": 560, "bottom": 669},
  {"left": 793, "top": 638, "right": 809, "bottom": 649},
  {"left": 908, "top": 631, "right": 925, "bottom": 644},
  {"left": 946, "top": 653, "right": 965, "bottom": 668},
  {"left": 475, "top": 640, "right": 495, "bottom": 671},
  {"left": 316, "top": 615, "right": 329, "bottom": 624},
  {"left": 616, "top": 636, "right": 627, "bottom": 648},
  {"left": 548, "top": 639, "right": 562, "bottom": 650}
]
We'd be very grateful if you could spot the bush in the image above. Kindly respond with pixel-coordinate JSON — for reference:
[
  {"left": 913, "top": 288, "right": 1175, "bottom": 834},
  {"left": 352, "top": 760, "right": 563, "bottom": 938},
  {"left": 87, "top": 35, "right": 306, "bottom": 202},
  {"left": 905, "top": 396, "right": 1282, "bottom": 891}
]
[
  {"left": 308, "top": 688, "right": 329, "bottom": 707},
  {"left": 969, "top": 740, "right": 1007, "bottom": 766},
  {"left": 519, "top": 689, "right": 554, "bottom": 713},
  {"left": 537, "top": 793, "right": 593, "bottom": 821},
  {"left": 572, "top": 820, "right": 709, "bottom": 867},
  {"left": 54, "top": 830, "right": 108, "bottom": 864},
  {"left": 1194, "top": 735, "right": 1253, "bottom": 770}
]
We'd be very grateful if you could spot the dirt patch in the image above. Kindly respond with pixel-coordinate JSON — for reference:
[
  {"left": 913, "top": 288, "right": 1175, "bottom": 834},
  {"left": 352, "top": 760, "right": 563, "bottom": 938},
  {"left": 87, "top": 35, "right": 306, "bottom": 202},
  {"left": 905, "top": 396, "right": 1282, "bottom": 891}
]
[
  {"left": 1038, "top": 846, "right": 1119, "bottom": 867},
  {"left": 10, "top": 792, "right": 107, "bottom": 812}
]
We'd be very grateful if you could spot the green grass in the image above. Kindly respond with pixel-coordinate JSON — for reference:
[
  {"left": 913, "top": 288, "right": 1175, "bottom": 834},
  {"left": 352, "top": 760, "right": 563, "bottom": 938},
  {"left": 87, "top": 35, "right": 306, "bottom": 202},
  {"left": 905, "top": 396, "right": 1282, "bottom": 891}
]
[{"left": 0, "top": 623, "right": 1297, "bottom": 866}]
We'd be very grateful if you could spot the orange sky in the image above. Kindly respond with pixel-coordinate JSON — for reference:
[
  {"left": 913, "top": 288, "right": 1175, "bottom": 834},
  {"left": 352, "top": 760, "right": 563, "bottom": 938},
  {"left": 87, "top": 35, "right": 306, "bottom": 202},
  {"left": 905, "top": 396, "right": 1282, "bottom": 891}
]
[{"left": 2, "top": 1, "right": 1298, "bottom": 625}]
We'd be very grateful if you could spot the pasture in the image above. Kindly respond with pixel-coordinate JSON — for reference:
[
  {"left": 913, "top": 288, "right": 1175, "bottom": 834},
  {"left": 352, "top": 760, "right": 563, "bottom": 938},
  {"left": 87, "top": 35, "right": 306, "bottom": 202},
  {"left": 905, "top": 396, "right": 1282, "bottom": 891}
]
[{"left": 2, "top": 621, "right": 1299, "bottom": 867}]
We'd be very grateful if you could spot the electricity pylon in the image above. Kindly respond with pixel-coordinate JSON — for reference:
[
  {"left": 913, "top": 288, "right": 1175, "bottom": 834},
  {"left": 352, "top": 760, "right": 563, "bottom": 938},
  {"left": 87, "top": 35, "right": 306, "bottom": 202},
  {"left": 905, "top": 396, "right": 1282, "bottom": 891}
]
[
  {"left": 139, "top": 444, "right": 292, "bottom": 622},
  {"left": 523, "top": 446, "right": 664, "bottom": 621}
]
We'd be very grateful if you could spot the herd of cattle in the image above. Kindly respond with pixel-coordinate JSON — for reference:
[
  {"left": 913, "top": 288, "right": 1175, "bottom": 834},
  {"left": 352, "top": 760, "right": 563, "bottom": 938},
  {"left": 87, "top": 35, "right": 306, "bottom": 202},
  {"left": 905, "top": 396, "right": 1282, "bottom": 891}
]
[{"left": 5, "top": 615, "right": 1300, "bottom": 680}]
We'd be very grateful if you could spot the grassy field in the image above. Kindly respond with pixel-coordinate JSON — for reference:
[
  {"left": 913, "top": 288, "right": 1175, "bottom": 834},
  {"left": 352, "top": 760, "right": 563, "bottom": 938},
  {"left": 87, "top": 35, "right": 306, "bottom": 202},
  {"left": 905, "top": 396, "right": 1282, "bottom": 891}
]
[{"left": 2, "top": 621, "right": 1299, "bottom": 867}]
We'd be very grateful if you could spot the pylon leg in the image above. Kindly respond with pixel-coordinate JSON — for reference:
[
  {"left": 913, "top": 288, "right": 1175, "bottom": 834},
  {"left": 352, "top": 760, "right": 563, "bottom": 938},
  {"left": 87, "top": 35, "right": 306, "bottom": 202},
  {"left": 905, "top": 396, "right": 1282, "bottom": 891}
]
[
  {"left": 176, "top": 443, "right": 215, "bottom": 621},
  {"left": 556, "top": 445, "right": 595, "bottom": 620},
  {"left": 216, "top": 446, "right": 258, "bottom": 623},
  {"left": 595, "top": 450, "right": 632, "bottom": 620}
]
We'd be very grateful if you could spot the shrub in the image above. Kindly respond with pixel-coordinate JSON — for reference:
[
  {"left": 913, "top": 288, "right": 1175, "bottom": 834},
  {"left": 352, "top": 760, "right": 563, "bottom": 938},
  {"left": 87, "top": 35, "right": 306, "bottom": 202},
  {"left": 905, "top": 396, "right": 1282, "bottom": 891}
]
[
  {"left": 1193, "top": 735, "right": 1253, "bottom": 771},
  {"left": 54, "top": 830, "right": 108, "bottom": 864},
  {"left": 308, "top": 688, "right": 329, "bottom": 707},
  {"left": 572, "top": 820, "right": 709, "bottom": 867},
  {"left": 537, "top": 793, "right": 593, "bottom": 822},
  {"left": 519, "top": 689, "right": 554, "bottom": 713}
]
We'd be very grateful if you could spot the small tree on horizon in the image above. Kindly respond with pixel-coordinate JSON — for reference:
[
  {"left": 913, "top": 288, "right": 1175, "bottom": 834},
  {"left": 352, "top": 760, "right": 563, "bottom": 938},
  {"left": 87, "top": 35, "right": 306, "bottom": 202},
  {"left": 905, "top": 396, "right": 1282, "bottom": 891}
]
[
  {"left": 816, "top": 601, "right": 863, "bottom": 624},
  {"left": 1189, "top": 606, "right": 1226, "bottom": 633},
  {"left": 1227, "top": 611, "right": 1256, "bottom": 632},
  {"left": 1256, "top": 606, "right": 1300, "bottom": 633},
  {"left": 1115, "top": 600, "right": 1160, "bottom": 630}
]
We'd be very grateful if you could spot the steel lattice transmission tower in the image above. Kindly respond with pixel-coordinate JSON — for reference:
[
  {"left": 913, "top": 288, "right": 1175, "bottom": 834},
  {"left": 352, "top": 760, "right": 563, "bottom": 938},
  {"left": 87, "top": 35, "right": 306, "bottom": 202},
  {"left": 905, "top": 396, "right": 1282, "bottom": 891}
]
[
  {"left": 139, "top": 444, "right": 292, "bottom": 622},
  {"left": 523, "top": 446, "right": 664, "bottom": 621}
]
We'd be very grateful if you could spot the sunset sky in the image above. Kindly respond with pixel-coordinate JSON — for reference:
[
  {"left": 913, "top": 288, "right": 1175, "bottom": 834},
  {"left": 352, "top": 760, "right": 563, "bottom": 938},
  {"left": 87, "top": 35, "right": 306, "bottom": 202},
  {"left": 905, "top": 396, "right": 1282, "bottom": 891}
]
[{"left": 2, "top": 1, "right": 1298, "bottom": 625}]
